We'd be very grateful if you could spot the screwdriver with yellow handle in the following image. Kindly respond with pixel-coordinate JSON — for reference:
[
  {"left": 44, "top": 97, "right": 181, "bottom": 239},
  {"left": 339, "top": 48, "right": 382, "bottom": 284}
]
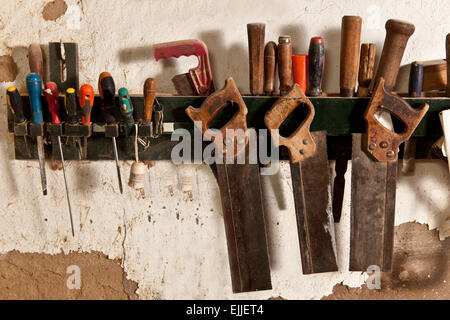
[
  {"left": 7, "top": 86, "right": 31, "bottom": 157},
  {"left": 44, "top": 82, "right": 75, "bottom": 237},
  {"left": 99, "top": 72, "right": 123, "bottom": 194}
]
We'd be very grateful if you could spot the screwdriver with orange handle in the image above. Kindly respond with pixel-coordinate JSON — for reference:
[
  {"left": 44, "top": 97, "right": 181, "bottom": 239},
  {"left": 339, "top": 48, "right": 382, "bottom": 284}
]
[
  {"left": 99, "top": 72, "right": 123, "bottom": 194},
  {"left": 44, "top": 82, "right": 75, "bottom": 236},
  {"left": 79, "top": 84, "right": 94, "bottom": 159}
]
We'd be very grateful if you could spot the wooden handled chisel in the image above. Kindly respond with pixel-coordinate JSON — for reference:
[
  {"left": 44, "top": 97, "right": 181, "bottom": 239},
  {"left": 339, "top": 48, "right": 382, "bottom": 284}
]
[
  {"left": 247, "top": 23, "right": 265, "bottom": 95},
  {"left": 333, "top": 16, "right": 362, "bottom": 222},
  {"left": 265, "top": 84, "right": 338, "bottom": 274},
  {"left": 350, "top": 19, "right": 419, "bottom": 272},
  {"left": 357, "top": 43, "right": 376, "bottom": 97},
  {"left": 278, "top": 36, "right": 292, "bottom": 95},
  {"left": 186, "top": 78, "right": 272, "bottom": 293},
  {"left": 263, "top": 41, "right": 276, "bottom": 96}
]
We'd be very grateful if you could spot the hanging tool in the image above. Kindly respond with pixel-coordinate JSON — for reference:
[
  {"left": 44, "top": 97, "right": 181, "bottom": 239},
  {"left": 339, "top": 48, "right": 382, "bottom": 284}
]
[
  {"left": 402, "top": 62, "right": 423, "bottom": 174},
  {"left": 7, "top": 87, "right": 31, "bottom": 157},
  {"left": 64, "top": 88, "right": 82, "bottom": 159},
  {"left": 357, "top": 43, "right": 376, "bottom": 97},
  {"left": 292, "top": 54, "right": 307, "bottom": 93},
  {"left": 153, "top": 40, "right": 214, "bottom": 96},
  {"left": 333, "top": 16, "right": 362, "bottom": 222},
  {"left": 78, "top": 84, "right": 94, "bottom": 159},
  {"left": 307, "top": 37, "right": 324, "bottom": 96},
  {"left": 278, "top": 36, "right": 292, "bottom": 95},
  {"left": 99, "top": 72, "right": 123, "bottom": 194},
  {"left": 118, "top": 87, "right": 135, "bottom": 127},
  {"left": 49, "top": 42, "right": 79, "bottom": 92},
  {"left": 44, "top": 82, "right": 75, "bottom": 236},
  {"left": 350, "top": 18, "right": 421, "bottom": 272},
  {"left": 247, "top": 23, "right": 265, "bottom": 95},
  {"left": 26, "top": 73, "right": 47, "bottom": 196},
  {"left": 264, "top": 41, "right": 277, "bottom": 96},
  {"left": 186, "top": 78, "right": 272, "bottom": 293},
  {"left": 28, "top": 44, "right": 44, "bottom": 83},
  {"left": 143, "top": 78, "right": 156, "bottom": 125},
  {"left": 128, "top": 123, "right": 147, "bottom": 190},
  {"left": 265, "top": 83, "right": 337, "bottom": 273}
]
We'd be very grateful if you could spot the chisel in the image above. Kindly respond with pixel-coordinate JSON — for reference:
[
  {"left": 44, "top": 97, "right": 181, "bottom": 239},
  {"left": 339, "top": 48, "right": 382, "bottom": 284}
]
[
  {"left": 402, "top": 62, "right": 423, "bottom": 173},
  {"left": 44, "top": 82, "right": 74, "bottom": 236},
  {"left": 247, "top": 23, "right": 265, "bottom": 95},
  {"left": 99, "top": 72, "right": 123, "bottom": 194},
  {"left": 357, "top": 43, "right": 376, "bottom": 97},
  {"left": 26, "top": 73, "right": 47, "bottom": 196},
  {"left": 265, "top": 84, "right": 338, "bottom": 273},
  {"left": 350, "top": 19, "right": 416, "bottom": 271},
  {"left": 278, "top": 36, "right": 292, "bottom": 95},
  {"left": 333, "top": 16, "right": 362, "bottom": 222},
  {"left": 7, "top": 87, "right": 31, "bottom": 157},
  {"left": 263, "top": 41, "right": 276, "bottom": 96},
  {"left": 307, "top": 37, "right": 325, "bottom": 96},
  {"left": 143, "top": 78, "right": 156, "bottom": 125},
  {"left": 79, "top": 84, "right": 94, "bottom": 159}
]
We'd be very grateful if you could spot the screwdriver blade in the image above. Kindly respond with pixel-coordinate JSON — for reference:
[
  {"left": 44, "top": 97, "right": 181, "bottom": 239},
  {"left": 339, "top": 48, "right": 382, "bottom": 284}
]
[
  {"left": 58, "top": 136, "right": 75, "bottom": 236},
  {"left": 36, "top": 136, "right": 47, "bottom": 196},
  {"left": 112, "top": 137, "right": 123, "bottom": 194}
]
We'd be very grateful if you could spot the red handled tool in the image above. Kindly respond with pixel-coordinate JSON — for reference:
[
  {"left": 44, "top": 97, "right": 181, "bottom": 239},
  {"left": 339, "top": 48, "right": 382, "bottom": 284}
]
[{"left": 153, "top": 39, "right": 214, "bottom": 96}]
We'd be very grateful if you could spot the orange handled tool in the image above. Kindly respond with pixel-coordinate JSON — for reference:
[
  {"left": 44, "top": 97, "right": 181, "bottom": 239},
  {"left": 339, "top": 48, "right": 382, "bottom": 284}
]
[
  {"left": 292, "top": 54, "right": 308, "bottom": 93},
  {"left": 143, "top": 78, "right": 156, "bottom": 124},
  {"left": 79, "top": 84, "right": 94, "bottom": 125}
]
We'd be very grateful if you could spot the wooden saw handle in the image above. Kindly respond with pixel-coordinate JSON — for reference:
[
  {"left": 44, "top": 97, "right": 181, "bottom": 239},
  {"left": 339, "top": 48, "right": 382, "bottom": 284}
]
[
  {"left": 357, "top": 43, "right": 376, "bottom": 97},
  {"left": 247, "top": 23, "right": 265, "bottom": 95},
  {"left": 340, "top": 16, "right": 362, "bottom": 97},
  {"left": 374, "top": 19, "right": 415, "bottom": 92},
  {"left": 264, "top": 83, "right": 316, "bottom": 163}
]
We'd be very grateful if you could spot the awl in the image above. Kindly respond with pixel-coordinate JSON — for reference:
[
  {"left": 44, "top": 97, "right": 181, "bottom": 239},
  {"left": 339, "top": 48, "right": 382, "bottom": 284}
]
[
  {"left": 44, "top": 82, "right": 75, "bottom": 236},
  {"left": 26, "top": 73, "right": 47, "bottom": 196}
]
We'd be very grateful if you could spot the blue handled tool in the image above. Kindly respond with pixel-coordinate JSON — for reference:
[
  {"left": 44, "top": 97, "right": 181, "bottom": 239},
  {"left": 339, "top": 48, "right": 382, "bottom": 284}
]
[{"left": 26, "top": 73, "right": 47, "bottom": 196}]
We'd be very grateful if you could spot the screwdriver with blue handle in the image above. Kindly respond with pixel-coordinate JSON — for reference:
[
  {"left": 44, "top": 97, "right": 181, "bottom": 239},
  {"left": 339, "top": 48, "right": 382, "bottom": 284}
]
[
  {"left": 44, "top": 82, "right": 75, "bottom": 236},
  {"left": 26, "top": 73, "right": 47, "bottom": 196},
  {"left": 7, "top": 87, "right": 31, "bottom": 157}
]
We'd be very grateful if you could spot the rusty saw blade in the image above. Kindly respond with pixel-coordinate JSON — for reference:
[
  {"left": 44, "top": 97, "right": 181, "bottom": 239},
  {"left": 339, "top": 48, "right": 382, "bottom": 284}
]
[
  {"left": 265, "top": 84, "right": 338, "bottom": 273},
  {"left": 350, "top": 78, "right": 428, "bottom": 271},
  {"left": 186, "top": 77, "right": 271, "bottom": 293}
]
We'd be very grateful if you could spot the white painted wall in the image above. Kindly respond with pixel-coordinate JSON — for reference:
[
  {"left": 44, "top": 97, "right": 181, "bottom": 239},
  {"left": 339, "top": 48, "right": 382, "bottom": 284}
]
[{"left": 0, "top": 0, "right": 449, "bottom": 299}]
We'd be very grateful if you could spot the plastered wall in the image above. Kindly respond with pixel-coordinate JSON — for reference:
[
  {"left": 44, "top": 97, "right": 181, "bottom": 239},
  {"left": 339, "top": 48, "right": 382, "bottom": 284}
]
[{"left": 0, "top": 0, "right": 449, "bottom": 299}]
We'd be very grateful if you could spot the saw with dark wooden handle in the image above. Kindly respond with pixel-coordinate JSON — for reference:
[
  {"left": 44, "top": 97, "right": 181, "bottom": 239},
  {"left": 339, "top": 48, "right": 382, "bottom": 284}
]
[
  {"left": 185, "top": 78, "right": 272, "bottom": 293},
  {"left": 264, "top": 83, "right": 337, "bottom": 274}
]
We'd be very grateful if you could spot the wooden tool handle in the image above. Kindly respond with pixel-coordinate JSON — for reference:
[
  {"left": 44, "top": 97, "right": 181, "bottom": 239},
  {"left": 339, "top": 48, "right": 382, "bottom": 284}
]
[
  {"left": 357, "top": 43, "right": 376, "bottom": 97},
  {"left": 408, "top": 62, "right": 423, "bottom": 97},
  {"left": 28, "top": 44, "right": 44, "bottom": 82},
  {"left": 307, "top": 37, "right": 325, "bottom": 96},
  {"left": 374, "top": 19, "right": 415, "bottom": 92},
  {"left": 263, "top": 41, "right": 276, "bottom": 95},
  {"left": 143, "top": 78, "right": 156, "bottom": 123},
  {"left": 446, "top": 34, "right": 450, "bottom": 97},
  {"left": 247, "top": 23, "right": 265, "bottom": 95},
  {"left": 340, "top": 16, "right": 362, "bottom": 97},
  {"left": 277, "top": 36, "right": 292, "bottom": 95}
]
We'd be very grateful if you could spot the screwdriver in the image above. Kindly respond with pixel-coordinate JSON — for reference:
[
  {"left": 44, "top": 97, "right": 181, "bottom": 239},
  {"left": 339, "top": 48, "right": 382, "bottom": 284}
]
[
  {"left": 79, "top": 84, "right": 94, "bottom": 159},
  {"left": 44, "top": 82, "right": 75, "bottom": 236},
  {"left": 118, "top": 87, "right": 135, "bottom": 126},
  {"left": 7, "top": 87, "right": 31, "bottom": 157},
  {"left": 99, "top": 72, "right": 123, "bottom": 194},
  {"left": 64, "top": 88, "right": 82, "bottom": 158},
  {"left": 26, "top": 73, "right": 47, "bottom": 196}
]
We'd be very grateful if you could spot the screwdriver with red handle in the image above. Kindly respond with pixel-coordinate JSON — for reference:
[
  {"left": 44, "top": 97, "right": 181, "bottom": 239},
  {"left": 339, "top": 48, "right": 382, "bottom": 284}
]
[
  {"left": 44, "top": 82, "right": 75, "bottom": 237},
  {"left": 79, "top": 84, "right": 94, "bottom": 160}
]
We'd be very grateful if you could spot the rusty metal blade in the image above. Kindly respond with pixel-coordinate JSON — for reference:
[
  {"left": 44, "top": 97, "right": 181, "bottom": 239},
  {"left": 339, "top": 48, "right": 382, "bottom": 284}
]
[
  {"left": 290, "top": 131, "right": 338, "bottom": 274},
  {"left": 350, "top": 133, "right": 397, "bottom": 272},
  {"left": 215, "top": 158, "right": 272, "bottom": 293}
]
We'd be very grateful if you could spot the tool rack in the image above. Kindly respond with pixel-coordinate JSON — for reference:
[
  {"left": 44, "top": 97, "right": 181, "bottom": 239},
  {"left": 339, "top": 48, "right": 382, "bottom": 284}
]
[{"left": 8, "top": 95, "right": 448, "bottom": 161}]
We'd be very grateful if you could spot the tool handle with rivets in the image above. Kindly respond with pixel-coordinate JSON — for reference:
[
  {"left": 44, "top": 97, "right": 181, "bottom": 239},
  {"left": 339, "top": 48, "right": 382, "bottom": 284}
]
[
  {"left": 79, "top": 84, "right": 94, "bottom": 125},
  {"left": 263, "top": 41, "right": 276, "bottom": 95},
  {"left": 277, "top": 36, "right": 292, "bottom": 95},
  {"left": 408, "top": 62, "right": 423, "bottom": 97},
  {"left": 247, "top": 23, "right": 265, "bottom": 95},
  {"left": 340, "top": 16, "right": 362, "bottom": 97},
  {"left": 44, "top": 82, "right": 61, "bottom": 125},
  {"left": 143, "top": 78, "right": 156, "bottom": 123},
  {"left": 7, "top": 87, "right": 26, "bottom": 124},
  {"left": 374, "top": 19, "right": 415, "bottom": 92},
  {"left": 307, "top": 37, "right": 325, "bottom": 96},
  {"left": 446, "top": 34, "right": 450, "bottom": 97},
  {"left": 357, "top": 43, "right": 376, "bottom": 97},
  {"left": 64, "top": 88, "right": 78, "bottom": 125},
  {"left": 118, "top": 87, "right": 134, "bottom": 126},
  {"left": 26, "top": 73, "right": 44, "bottom": 125},
  {"left": 28, "top": 44, "right": 44, "bottom": 82}
]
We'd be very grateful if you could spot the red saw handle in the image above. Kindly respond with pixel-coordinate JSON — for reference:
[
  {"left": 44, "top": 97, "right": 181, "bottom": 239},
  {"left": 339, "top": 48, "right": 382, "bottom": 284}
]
[{"left": 153, "top": 39, "right": 214, "bottom": 96}]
